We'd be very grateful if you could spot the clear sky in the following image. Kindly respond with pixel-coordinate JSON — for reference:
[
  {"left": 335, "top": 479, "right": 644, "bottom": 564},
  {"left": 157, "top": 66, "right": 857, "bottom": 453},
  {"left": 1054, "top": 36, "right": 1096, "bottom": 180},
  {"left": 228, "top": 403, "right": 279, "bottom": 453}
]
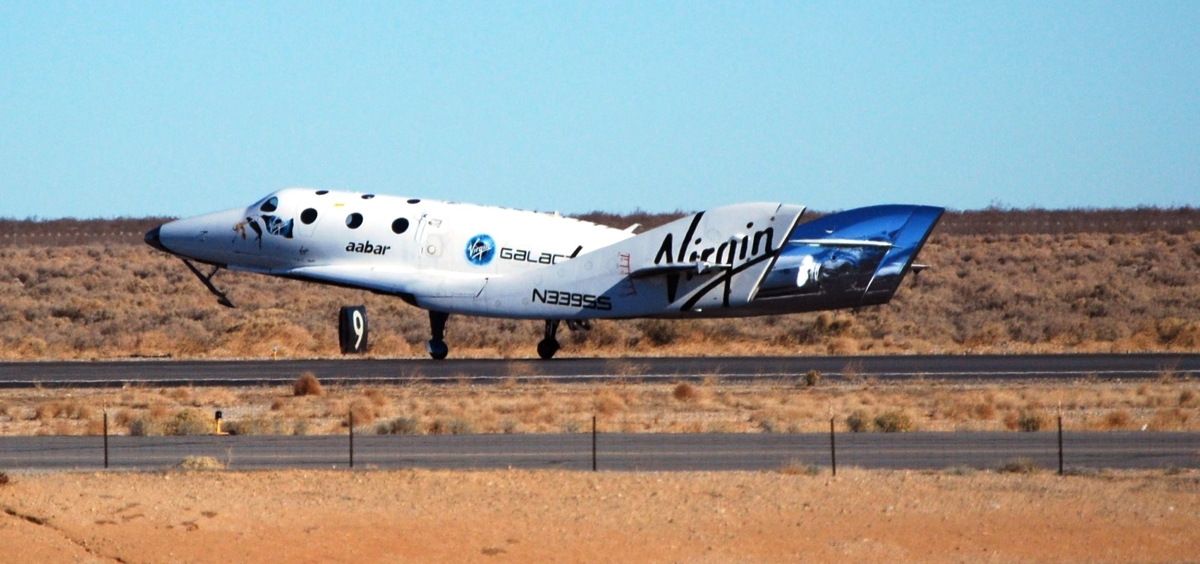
[{"left": 1, "top": 1, "right": 1197, "bottom": 219}]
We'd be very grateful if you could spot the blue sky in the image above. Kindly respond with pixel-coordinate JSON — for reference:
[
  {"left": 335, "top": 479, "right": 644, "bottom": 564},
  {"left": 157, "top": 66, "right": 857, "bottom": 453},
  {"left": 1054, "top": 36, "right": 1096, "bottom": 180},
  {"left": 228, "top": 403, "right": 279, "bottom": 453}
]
[{"left": 2, "top": 1, "right": 1197, "bottom": 219}]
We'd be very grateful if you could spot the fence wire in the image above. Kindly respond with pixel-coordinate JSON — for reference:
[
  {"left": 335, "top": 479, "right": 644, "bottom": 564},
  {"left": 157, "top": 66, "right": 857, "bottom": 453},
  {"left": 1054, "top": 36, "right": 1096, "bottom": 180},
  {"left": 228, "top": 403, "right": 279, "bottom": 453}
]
[{"left": 1, "top": 415, "right": 1197, "bottom": 473}]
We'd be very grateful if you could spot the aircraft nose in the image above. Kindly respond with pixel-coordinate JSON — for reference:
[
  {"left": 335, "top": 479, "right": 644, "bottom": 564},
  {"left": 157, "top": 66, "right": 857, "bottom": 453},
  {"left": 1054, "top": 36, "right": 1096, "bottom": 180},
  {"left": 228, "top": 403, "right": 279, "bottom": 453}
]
[{"left": 144, "top": 225, "right": 169, "bottom": 253}]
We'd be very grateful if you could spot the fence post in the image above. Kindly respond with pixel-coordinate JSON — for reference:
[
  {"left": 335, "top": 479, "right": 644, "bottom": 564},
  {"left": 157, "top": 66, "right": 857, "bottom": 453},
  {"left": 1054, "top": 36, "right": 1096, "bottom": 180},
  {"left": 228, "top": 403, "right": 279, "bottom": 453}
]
[
  {"left": 1057, "top": 414, "right": 1064, "bottom": 476},
  {"left": 829, "top": 416, "right": 837, "bottom": 476},
  {"left": 591, "top": 415, "right": 597, "bottom": 472},
  {"left": 103, "top": 410, "right": 109, "bottom": 469},
  {"left": 349, "top": 411, "right": 355, "bottom": 469}
]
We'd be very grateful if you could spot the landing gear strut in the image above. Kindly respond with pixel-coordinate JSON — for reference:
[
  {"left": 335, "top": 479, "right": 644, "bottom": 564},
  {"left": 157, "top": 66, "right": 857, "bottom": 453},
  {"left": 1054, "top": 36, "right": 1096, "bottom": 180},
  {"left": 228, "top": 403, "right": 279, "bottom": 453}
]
[
  {"left": 427, "top": 311, "right": 449, "bottom": 360},
  {"left": 537, "top": 320, "right": 561, "bottom": 360}
]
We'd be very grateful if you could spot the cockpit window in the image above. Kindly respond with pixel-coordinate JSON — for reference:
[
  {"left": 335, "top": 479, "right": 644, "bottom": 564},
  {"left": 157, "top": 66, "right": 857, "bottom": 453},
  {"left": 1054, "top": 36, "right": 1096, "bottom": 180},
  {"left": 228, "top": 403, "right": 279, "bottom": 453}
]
[
  {"left": 346, "top": 213, "right": 363, "bottom": 229},
  {"left": 260, "top": 197, "right": 278, "bottom": 212}
]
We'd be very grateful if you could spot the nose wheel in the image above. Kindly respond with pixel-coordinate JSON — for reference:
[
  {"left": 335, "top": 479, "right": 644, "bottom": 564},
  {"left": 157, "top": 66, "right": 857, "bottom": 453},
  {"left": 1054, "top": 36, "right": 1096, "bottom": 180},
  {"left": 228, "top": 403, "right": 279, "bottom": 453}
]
[
  {"left": 537, "top": 320, "right": 561, "bottom": 360},
  {"left": 427, "top": 310, "right": 449, "bottom": 360}
]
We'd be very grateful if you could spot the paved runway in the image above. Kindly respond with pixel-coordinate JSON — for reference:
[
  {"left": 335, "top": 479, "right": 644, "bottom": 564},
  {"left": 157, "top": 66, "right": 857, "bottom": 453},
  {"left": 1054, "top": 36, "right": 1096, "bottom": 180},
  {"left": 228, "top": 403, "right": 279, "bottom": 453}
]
[
  {"left": 1, "top": 432, "right": 1195, "bottom": 471},
  {"left": 0, "top": 354, "right": 1195, "bottom": 388}
]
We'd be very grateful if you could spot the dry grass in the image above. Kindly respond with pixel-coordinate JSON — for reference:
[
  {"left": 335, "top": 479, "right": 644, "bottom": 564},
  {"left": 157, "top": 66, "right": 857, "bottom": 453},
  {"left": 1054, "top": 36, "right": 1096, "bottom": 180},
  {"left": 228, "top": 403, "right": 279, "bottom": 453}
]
[
  {"left": 176, "top": 455, "right": 225, "bottom": 471},
  {"left": 293, "top": 372, "right": 323, "bottom": 396},
  {"left": 1, "top": 379, "right": 1196, "bottom": 436},
  {"left": 0, "top": 216, "right": 1197, "bottom": 360}
]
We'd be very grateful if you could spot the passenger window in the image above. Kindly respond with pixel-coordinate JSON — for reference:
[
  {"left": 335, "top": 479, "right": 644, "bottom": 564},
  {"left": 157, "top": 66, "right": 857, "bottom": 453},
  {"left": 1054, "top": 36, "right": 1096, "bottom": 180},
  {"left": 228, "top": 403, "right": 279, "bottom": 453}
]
[
  {"left": 346, "top": 213, "right": 363, "bottom": 229},
  {"left": 407, "top": 198, "right": 421, "bottom": 204},
  {"left": 392, "top": 218, "right": 409, "bottom": 234},
  {"left": 301, "top": 208, "right": 318, "bottom": 224},
  {"left": 260, "top": 197, "right": 278, "bottom": 212},
  {"left": 315, "top": 190, "right": 329, "bottom": 195},
  {"left": 362, "top": 194, "right": 375, "bottom": 199}
]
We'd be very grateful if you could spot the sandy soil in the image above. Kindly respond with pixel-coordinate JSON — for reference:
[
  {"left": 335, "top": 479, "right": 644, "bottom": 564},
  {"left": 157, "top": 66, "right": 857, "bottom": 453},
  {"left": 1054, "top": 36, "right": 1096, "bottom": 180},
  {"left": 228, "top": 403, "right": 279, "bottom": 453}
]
[{"left": 1, "top": 468, "right": 1196, "bottom": 563}]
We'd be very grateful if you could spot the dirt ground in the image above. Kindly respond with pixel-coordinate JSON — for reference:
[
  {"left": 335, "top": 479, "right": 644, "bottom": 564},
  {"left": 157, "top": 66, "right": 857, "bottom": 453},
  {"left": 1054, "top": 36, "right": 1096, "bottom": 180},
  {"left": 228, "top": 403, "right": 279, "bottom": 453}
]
[{"left": 1, "top": 468, "right": 1196, "bottom": 563}]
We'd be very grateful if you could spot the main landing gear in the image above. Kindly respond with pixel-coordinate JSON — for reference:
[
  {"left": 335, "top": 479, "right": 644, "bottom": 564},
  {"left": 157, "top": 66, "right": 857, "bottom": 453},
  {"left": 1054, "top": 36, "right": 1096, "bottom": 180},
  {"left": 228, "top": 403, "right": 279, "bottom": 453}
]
[
  {"left": 423, "top": 314, "right": 574, "bottom": 360},
  {"left": 537, "top": 320, "right": 561, "bottom": 360}
]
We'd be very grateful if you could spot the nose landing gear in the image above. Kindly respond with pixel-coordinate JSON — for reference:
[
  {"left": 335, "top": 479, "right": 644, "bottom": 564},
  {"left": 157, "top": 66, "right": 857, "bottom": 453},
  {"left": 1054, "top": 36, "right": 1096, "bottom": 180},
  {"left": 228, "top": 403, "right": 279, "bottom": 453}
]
[{"left": 427, "top": 310, "right": 449, "bottom": 360}]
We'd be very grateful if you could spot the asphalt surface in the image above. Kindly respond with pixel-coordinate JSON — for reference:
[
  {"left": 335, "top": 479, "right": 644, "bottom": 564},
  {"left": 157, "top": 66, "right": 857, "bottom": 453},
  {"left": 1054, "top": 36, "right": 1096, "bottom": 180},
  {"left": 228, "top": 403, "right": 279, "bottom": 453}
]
[
  {"left": 1, "top": 432, "right": 1195, "bottom": 471},
  {"left": 0, "top": 354, "right": 1195, "bottom": 388}
]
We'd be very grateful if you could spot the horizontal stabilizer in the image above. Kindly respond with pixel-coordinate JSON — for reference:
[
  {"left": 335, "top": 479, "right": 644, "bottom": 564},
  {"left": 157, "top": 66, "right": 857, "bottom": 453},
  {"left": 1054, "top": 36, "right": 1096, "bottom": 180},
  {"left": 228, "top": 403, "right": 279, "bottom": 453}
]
[{"left": 788, "top": 238, "right": 894, "bottom": 249}]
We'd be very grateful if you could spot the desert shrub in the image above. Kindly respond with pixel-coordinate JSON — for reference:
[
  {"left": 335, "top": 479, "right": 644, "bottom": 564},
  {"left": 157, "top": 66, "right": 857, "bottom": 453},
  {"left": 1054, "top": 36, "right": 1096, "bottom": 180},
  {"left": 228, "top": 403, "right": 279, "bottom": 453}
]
[
  {"left": 293, "top": 372, "right": 323, "bottom": 396},
  {"left": 779, "top": 459, "right": 821, "bottom": 476},
  {"left": 429, "top": 418, "right": 474, "bottom": 435},
  {"left": 376, "top": 417, "right": 420, "bottom": 435},
  {"left": 113, "top": 409, "right": 135, "bottom": 427},
  {"left": 1148, "top": 408, "right": 1190, "bottom": 430},
  {"left": 166, "top": 409, "right": 212, "bottom": 436},
  {"left": 1005, "top": 409, "right": 1047, "bottom": 432},
  {"left": 971, "top": 402, "right": 997, "bottom": 420},
  {"left": 593, "top": 390, "right": 624, "bottom": 416},
  {"left": 0, "top": 471, "right": 9, "bottom": 486},
  {"left": 944, "top": 465, "right": 976, "bottom": 476},
  {"left": 1179, "top": 389, "right": 1196, "bottom": 407},
  {"left": 501, "top": 419, "right": 519, "bottom": 434},
  {"left": 998, "top": 457, "right": 1039, "bottom": 474},
  {"left": 637, "top": 319, "right": 679, "bottom": 346},
  {"left": 176, "top": 455, "right": 225, "bottom": 471},
  {"left": 804, "top": 370, "right": 822, "bottom": 387},
  {"left": 757, "top": 418, "right": 779, "bottom": 433},
  {"left": 1103, "top": 410, "right": 1132, "bottom": 429},
  {"left": 846, "top": 410, "right": 871, "bottom": 432},
  {"left": 224, "top": 416, "right": 282, "bottom": 436},
  {"left": 874, "top": 410, "right": 914, "bottom": 432},
  {"left": 347, "top": 399, "right": 376, "bottom": 426},
  {"left": 672, "top": 382, "right": 697, "bottom": 402},
  {"left": 128, "top": 417, "right": 163, "bottom": 436}
]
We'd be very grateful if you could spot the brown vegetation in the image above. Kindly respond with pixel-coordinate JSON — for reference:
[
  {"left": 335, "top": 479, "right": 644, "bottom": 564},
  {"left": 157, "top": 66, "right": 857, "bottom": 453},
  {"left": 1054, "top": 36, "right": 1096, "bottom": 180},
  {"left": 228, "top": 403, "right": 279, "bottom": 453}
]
[
  {"left": 0, "top": 379, "right": 1196, "bottom": 436},
  {"left": 0, "top": 210, "right": 1196, "bottom": 360},
  {"left": 292, "top": 372, "right": 324, "bottom": 396}
]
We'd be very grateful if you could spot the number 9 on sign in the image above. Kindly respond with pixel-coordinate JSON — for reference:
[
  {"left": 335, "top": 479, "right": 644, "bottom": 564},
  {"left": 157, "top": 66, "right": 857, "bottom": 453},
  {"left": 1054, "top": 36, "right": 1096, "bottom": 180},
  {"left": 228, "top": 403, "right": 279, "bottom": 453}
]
[{"left": 338, "top": 306, "right": 369, "bottom": 354}]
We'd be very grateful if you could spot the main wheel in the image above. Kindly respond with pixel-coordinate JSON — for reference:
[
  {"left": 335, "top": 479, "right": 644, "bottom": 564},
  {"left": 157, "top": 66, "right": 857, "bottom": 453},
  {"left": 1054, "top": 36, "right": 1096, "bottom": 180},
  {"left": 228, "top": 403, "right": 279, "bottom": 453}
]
[
  {"left": 427, "top": 339, "right": 449, "bottom": 360},
  {"left": 536, "top": 338, "right": 559, "bottom": 360}
]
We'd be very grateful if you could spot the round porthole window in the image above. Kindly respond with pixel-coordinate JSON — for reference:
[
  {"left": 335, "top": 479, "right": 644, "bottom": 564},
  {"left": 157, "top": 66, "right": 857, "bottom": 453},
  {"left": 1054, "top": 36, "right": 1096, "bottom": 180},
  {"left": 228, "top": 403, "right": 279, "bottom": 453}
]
[
  {"left": 301, "top": 208, "right": 318, "bottom": 224},
  {"left": 407, "top": 198, "right": 421, "bottom": 204},
  {"left": 315, "top": 190, "right": 329, "bottom": 195},
  {"left": 391, "top": 218, "right": 409, "bottom": 234},
  {"left": 346, "top": 213, "right": 363, "bottom": 229},
  {"left": 362, "top": 194, "right": 375, "bottom": 199}
]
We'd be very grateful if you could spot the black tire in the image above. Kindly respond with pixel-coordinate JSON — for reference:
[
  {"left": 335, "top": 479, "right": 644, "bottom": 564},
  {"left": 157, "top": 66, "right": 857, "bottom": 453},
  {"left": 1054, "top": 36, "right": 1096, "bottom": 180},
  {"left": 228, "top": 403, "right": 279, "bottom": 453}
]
[
  {"left": 427, "top": 340, "right": 449, "bottom": 360},
  {"left": 536, "top": 338, "right": 559, "bottom": 360}
]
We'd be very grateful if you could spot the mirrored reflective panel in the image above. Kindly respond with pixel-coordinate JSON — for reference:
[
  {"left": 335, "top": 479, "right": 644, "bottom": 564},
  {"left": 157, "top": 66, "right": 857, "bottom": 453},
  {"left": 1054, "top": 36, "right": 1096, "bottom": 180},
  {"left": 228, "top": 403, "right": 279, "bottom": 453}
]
[
  {"left": 260, "top": 197, "right": 278, "bottom": 212},
  {"left": 301, "top": 208, "right": 318, "bottom": 224},
  {"left": 756, "top": 205, "right": 943, "bottom": 307},
  {"left": 346, "top": 213, "right": 363, "bottom": 229},
  {"left": 391, "top": 218, "right": 409, "bottom": 234}
]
